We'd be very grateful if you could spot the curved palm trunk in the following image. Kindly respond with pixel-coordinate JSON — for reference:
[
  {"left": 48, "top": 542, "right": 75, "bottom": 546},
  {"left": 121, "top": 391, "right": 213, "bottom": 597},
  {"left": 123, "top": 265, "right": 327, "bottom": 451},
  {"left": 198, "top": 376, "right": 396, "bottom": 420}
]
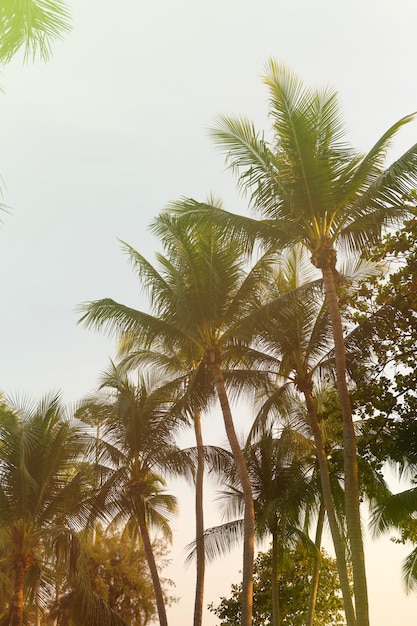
[
  {"left": 271, "top": 531, "right": 281, "bottom": 626},
  {"left": 211, "top": 360, "right": 254, "bottom": 626},
  {"left": 193, "top": 409, "right": 205, "bottom": 626},
  {"left": 137, "top": 501, "right": 169, "bottom": 626},
  {"left": 304, "top": 389, "right": 356, "bottom": 626},
  {"left": 319, "top": 259, "right": 368, "bottom": 626},
  {"left": 305, "top": 502, "right": 325, "bottom": 626}
]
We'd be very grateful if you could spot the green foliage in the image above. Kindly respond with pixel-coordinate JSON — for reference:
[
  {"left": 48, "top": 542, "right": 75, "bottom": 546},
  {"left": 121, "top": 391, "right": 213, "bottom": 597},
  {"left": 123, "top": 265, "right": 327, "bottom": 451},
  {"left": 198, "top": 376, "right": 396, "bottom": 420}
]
[
  {"left": 208, "top": 544, "right": 347, "bottom": 626},
  {"left": 0, "top": 395, "right": 133, "bottom": 626},
  {"left": 0, "top": 0, "right": 71, "bottom": 63},
  {"left": 349, "top": 211, "right": 417, "bottom": 469},
  {"left": 82, "top": 528, "right": 176, "bottom": 626}
]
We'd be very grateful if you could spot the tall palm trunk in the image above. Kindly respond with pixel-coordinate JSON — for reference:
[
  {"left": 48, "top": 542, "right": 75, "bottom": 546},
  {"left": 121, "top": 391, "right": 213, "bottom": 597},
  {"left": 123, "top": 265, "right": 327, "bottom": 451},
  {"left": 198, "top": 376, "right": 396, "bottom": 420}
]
[
  {"left": 305, "top": 502, "right": 325, "bottom": 626},
  {"left": 315, "top": 249, "right": 368, "bottom": 626},
  {"left": 303, "top": 387, "right": 356, "bottom": 626},
  {"left": 271, "top": 530, "right": 281, "bottom": 626},
  {"left": 10, "top": 555, "right": 26, "bottom": 626},
  {"left": 137, "top": 501, "right": 169, "bottom": 626},
  {"left": 211, "top": 358, "right": 254, "bottom": 626},
  {"left": 193, "top": 409, "right": 205, "bottom": 626}
]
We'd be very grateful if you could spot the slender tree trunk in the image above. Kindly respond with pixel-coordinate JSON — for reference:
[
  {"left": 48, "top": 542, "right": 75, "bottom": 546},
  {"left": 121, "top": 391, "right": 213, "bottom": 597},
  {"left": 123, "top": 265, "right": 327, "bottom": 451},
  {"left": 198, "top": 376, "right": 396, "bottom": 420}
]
[
  {"left": 137, "top": 501, "right": 168, "bottom": 626},
  {"left": 10, "top": 556, "right": 26, "bottom": 626},
  {"left": 304, "top": 389, "right": 356, "bottom": 626},
  {"left": 193, "top": 409, "right": 205, "bottom": 626},
  {"left": 305, "top": 502, "right": 325, "bottom": 626},
  {"left": 319, "top": 259, "right": 369, "bottom": 626},
  {"left": 271, "top": 531, "right": 281, "bottom": 626},
  {"left": 211, "top": 360, "right": 254, "bottom": 626}
]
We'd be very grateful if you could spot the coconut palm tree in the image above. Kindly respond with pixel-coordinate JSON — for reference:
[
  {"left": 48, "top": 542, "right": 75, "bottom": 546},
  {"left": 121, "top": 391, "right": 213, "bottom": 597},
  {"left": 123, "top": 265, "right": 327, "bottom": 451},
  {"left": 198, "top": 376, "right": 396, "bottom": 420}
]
[
  {"left": 79, "top": 208, "right": 279, "bottom": 626},
  {"left": 247, "top": 247, "right": 394, "bottom": 625},
  {"left": 0, "top": 393, "right": 127, "bottom": 626},
  {"left": 80, "top": 363, "right": 187, "bottom": 626},
  {"left": 165, "top": 62, "right": 417, "bottom": 625},
  {"left": 244, "top": 247, "right": 355, "bottom": 623},
  {"left": 0, "top": 0, "right": 71, "bottom": 63},
  {"left": 114, "top": 280, "right": 220, "bottom": 626},
  {"left": 119, "top": 344, "right": 215, "bottom": 626},
  {"left": 79, "top": 235, "right": 226, "bottom": 626}
]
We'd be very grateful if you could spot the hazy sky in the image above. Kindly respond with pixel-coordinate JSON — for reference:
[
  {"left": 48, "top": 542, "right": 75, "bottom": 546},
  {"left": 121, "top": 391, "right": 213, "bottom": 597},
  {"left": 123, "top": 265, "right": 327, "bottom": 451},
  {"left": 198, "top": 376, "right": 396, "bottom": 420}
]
[{"left": 1, "top": 0, "right": 417, "bottom": 623}]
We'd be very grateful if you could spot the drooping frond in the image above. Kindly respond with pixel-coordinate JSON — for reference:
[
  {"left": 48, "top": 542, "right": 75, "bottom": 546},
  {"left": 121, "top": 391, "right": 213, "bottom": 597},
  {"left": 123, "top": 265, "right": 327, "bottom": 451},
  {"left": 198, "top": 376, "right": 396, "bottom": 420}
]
[
  {"left": 401, "top": 547, "right": 417, "bottom": 593},
  {"left": 184, "top": 519, "right": 244, "bottom": 565},
  {"left": 78, "top": 298, "right": 199, "bottom": 355},
  {"left": 370, "top": 488, "right": 417, "bottom": 537},
  {"left": 119, "top": 240, "right": 176, "bottom": 319},
  {"left": 339, "top": 140, "right": 417, "bottom": 252},
  {"left": 349, "top": 112, "right": 416, "bottom": 192},
  {"left": 0, "top": 0, "right": 72, "bottom": 63}
]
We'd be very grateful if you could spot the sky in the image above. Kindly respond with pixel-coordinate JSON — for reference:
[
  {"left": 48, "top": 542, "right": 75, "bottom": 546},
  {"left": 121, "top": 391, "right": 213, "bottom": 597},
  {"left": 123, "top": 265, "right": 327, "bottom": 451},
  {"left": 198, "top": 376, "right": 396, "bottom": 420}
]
[{"left": 1, "top": 0, "right": 417, "bottom": 623}]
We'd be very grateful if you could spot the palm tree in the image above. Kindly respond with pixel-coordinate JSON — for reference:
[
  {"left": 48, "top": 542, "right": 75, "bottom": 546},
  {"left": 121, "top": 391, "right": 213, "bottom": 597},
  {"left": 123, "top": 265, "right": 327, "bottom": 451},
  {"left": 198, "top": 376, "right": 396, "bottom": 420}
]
[
  {"left": 245, "top": 247, "right": 355, "bottom": 623},
  {"left": 79, "top": 209, "right": 278, "bottom": 626},
  {"left": 166, "top": 62, "right": 417, "bottom": 625},
  {"left": 0, "top": 0, "right": 71, "bottom": 63},
  {"left": 244, "top": 425, "right": 318, "bottom": 626},
  {"left": 80, "top": 363, "right": 185, "bottom": 626},
  {"left": 117, "top": 312, "right": 217, "bottom": 626},
  {"left": 191, "top": 423, "right": 321, "bottom": 626},
  {"left": 0, "top": 393, "right": 126, "bottom": 626},
  {"left": 118, "top": 345, "right": 238, "bottom": 626},
  {"left": 79, "top": 235, "right": 220, "bottom": 626},
  {"left": 249, "top": 247, "right": 393, "bottom": 625}
]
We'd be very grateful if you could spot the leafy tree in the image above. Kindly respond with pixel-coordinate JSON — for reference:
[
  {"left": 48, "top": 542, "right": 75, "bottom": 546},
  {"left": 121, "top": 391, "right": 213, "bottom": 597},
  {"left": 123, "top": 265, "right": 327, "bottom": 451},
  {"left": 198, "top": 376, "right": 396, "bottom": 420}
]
[
  {"left": 209, "top": 544, "right": 348, "bottom": 626},
  {"left": 347, "top": 210, "right": 417, "bottom": 592},
  {"left": 350, "top": 211, "right": 417, "bottom": 467},
  {"left": 0, "top": 0, "right": 71, "bottom": 63},
  {"left": 82, "top": 526, "right": 176, "bottom": 626},
  {"left": 168, "top": 62, "right": 417, "bottom": 625}
]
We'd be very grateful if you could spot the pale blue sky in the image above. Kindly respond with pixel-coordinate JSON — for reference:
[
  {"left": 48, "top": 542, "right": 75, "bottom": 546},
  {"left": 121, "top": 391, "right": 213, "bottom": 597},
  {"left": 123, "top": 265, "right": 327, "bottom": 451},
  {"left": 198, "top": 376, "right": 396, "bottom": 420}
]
[{"left": 1, "top": 0, "right": 417, "bottom": 623}]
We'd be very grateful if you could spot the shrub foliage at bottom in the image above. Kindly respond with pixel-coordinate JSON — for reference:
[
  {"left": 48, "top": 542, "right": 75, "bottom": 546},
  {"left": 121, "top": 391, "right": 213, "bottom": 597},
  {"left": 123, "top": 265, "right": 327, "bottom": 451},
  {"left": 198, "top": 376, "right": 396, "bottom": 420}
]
[{"left": 209, "top": 544, "right": 347, "bottom": 626}]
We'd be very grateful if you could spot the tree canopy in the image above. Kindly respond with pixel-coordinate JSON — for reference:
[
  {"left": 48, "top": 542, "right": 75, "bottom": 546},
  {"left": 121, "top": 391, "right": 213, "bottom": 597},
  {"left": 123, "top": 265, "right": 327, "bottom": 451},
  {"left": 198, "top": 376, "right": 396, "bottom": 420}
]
[{"left": 209, "top": 544, "right": 348, "bottom": 626}]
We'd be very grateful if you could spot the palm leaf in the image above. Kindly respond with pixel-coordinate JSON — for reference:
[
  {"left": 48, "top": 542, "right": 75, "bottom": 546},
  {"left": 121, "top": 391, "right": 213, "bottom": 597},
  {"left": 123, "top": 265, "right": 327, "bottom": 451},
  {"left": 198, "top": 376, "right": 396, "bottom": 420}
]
[
  {"left": 0, "top": 0, "right": 71, "bottom": 63},
  {"left": 185, "top": 519, "right": 244, "bottom": 565}
]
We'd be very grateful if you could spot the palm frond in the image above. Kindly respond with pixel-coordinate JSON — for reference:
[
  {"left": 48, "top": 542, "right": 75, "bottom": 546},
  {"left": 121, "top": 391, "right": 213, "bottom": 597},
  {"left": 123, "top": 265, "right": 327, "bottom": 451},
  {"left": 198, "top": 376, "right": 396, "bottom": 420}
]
[
  {"left": 401, "top": 546, "right": 417, "bottom": 593},
  {"left": 370, "top": 488, "right": 417, "bottom": 537},
  {"left": 184, "top": 519, "right": 244, "bottom": 565},
  {"left": 0, "top": 0, "right": 72, "bottom": 63}
]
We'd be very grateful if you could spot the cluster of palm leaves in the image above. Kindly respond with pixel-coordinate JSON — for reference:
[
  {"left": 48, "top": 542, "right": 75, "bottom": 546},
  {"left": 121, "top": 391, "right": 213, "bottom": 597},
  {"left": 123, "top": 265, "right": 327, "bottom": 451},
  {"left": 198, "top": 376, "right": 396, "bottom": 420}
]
[
  {"left": 0, "top": 393, "right": 137, "bottom": 626},
  {"left": 0, "top": 0, "right": 71, "bottom": 63},
  {"left": 0, "top": 368, "right": 194, "bottom": 626}
]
